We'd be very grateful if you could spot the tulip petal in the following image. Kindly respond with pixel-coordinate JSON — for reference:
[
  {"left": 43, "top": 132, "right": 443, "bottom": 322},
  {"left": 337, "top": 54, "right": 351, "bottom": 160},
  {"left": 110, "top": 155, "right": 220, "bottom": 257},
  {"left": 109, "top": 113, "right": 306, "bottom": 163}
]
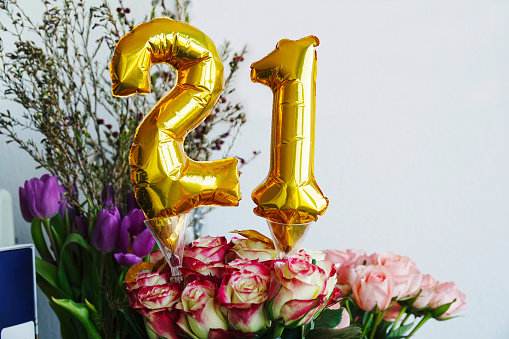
[
  {"left": 115, "top": 252, "right": 143, "bottom": 267},
  {"left": 18, "top": 186, "right": 34, "bottom": 222},
  {"left": 127, "top": 209, "right": 146, "bottom": 235},
  {"left": 25, "top": 179, "right": 42, "bottom": 219},
  {"left": 118, "top": 217, "right": 131, "bottom": 253},
  {"left": 39, "top": 175, "right": 60, "bottom": 219},
  {"left": 132, "top": 228, "right": 156, "bottom": 258}
]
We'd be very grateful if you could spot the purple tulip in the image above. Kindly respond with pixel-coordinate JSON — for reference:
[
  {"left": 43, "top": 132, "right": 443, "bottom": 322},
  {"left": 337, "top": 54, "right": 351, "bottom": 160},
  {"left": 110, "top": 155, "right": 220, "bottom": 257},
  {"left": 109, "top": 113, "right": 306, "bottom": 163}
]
[
  {"left": 126, "top": 192, "right": 140, "bottom": 212},
  {"left": 114, "top": 208, "right": 155, "bottom": 267},
  {"left": 72, "top": 215, "right": 88, "bottom": 238},
  {"left": 92, "top": 200, "right": 121, "bottom": 252},
  {"left": 19, "top": 174, "right": 61, "bottom": 221}
]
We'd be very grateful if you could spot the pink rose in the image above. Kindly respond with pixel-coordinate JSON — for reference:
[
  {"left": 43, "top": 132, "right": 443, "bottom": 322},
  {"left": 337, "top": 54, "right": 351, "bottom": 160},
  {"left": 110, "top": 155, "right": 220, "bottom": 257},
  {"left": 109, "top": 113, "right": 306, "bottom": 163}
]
[
  {"left": 218, "top": 260, "right": 271, "bottom": 333},
  {"left": 412, "top": 274, "right": 438, "bottom": 309},
  {"left": 324, "top": 249, "right": 375, "bottom": 285},
  {"left": 184, "top": 236, "right": 232, "bottom": 264},
  {"left": 228, "top": 238, "right": 276, "bottom": 262},
  {"left": 176, "top": 280, "right": 228, "bottom": 338},
  {"left": 349, "top": 264, "right": 393, "bottom": 312},
  {"left": 125, "top": 270, "right": 182, "bottom": 339},
  {"left": 377, "top": 251, "right": 422, "bottom": 298},
  {"left": 268, "top": 250, "right": 337, "bottom": 328},
  {"left": 431, "top": 281, "right": 466, "bottom": 319},
  {"left": 180, "top": 257, "right": 226, "bottom": 285}
]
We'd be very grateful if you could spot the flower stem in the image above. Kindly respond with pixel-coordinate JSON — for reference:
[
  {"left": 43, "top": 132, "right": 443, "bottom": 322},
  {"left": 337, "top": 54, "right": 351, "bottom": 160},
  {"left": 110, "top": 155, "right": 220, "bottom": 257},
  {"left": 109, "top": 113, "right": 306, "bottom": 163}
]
[
  {"left": 345, "top": 299, "right": 353, "bottom": 322},
  {"left": 369, "top": 312, "right": 383, "bottom": 339},
  {"left": 407, "top": 313, "right": 432, "bottom": 338},
  {"left": 273, "top": 322, "right": 284, "bottom": 339},
  {"left": 361, "top": 313, "right": 374, "bottom": 338},
  {"left": 42, "top": 218, "right": 59, "bottom": 261},
  {"left": 399, "top": 312, "right": 411, "bottom": 328},
  {"left": 388, "top": 305, "right": 408, "bottom": 334}
]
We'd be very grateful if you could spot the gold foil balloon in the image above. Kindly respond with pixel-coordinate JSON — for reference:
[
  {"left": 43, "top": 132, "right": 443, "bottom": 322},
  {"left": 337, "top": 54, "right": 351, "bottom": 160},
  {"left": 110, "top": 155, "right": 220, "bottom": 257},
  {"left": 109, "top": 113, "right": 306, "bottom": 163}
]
[
  {"left": 110, "top": 18, "right": 241, "bottom": 219},
  {"left": 251, "top": 36, "right": 329, "bottom": 225}
]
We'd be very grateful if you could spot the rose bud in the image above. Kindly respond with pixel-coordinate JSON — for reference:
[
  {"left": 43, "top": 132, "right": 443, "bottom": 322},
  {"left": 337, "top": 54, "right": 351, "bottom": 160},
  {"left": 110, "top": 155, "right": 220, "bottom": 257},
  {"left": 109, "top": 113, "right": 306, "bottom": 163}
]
[
  {"left": 19, "top": 174, "right": 61, "bottom": 221},
  {"left": 219, "top": 260, "right": 271, "bottom": 333},
  {"left": 412, "top": 274, "right": 438, "bottom": 309},
  {"left": 92, "top": 200, "right": 121, "bottom": 252},
  {"left": 431, "top": 281, "right": 466, "bottom": 319},
  {"left": 176, "top": 280, "right": 228, "bottom": 338},
  {"left": 114, "top": 209, "right": 155, "bottom": 267}
]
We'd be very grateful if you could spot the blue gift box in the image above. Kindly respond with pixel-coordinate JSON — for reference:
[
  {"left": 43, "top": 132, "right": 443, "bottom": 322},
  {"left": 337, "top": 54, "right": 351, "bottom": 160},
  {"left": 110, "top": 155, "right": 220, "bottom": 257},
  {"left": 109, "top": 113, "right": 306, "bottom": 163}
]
[{"left": 0, "top": 245, "right": 37, "bottom": 339}]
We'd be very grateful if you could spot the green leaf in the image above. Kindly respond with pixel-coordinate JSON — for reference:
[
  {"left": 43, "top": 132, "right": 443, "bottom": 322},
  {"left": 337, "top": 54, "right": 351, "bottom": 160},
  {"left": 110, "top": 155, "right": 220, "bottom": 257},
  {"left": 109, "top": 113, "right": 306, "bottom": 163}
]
[
  {"left": 51, "top": 225, "right": 64, "bottom": 254},
  {"left": 31, "top": 218, "right": 53, "bottom": 261},
  {"left": 51, "top": 298, "right": 102, "bottom": 339},
  {"left": 59, "top": 233, "right": 94, "bottom": 298},
  {"left": 51, "top": 213, "right": 66, "bottom": 240},
  {"left": 84, "top": 300, "right": 101, "bottom": 333},
  {"left": 35, "top": 256, "right": 70, "bottom": 299},
  {"left": 305, "top": 326, "right": 362, "bottom": 339},
  {"left": 431, "top": 300, "right": 455, "bottom": 319},
  {"left": 49, "top": 298, "right": 85, "bottom": 339},
  {"left": 82, "top": 252, "right": 102, "bottom": 316},
  {"left": 314, "top": 308, "right": 344, "bottom": 329},
  {"left": 387, "top": 322, "right": 414, "bottom": 338}
]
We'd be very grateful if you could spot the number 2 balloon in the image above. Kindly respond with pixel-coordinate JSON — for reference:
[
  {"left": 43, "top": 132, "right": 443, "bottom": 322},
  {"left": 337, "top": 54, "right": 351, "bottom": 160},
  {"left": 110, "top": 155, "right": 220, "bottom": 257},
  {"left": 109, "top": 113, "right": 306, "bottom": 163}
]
[{"left": 110, "top": 18, "right": 241, "bottom": 219}]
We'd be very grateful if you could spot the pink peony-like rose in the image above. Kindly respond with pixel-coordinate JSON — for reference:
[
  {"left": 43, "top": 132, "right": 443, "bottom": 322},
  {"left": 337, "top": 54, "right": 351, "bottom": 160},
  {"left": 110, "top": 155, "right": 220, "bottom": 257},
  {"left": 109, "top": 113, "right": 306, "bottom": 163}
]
[
  {"left": 218, "top": 260, "right": 271, "bottom": 333},
  {"left": 126, "top": 270, "right": 182, "bottom": 339},
  {"left": 412, "top": 274, "right": 438, "bottom": 309},
  {"left": 268, "top": 250, "right": 337, "bottom": 328},
  {"left": 176, "top": 280, "right": 228, "bottom": 339},
  {"left": 377, "top": 251, "right": 422, "bottom": 298},
  {"left": 431, "top": 281, "right": 466, "bottom": 319},
  {"left": 180, "top": 257, "right": 226, "bottom": 285},
  {"left": 228, "top": 238, "right": 276, "bottom": 262},
  {"left": 184, "top": 236, "right": 232, "bottom": 264},
  {"left": 349, "top": 264, "right": 393, "bottom": 312}
]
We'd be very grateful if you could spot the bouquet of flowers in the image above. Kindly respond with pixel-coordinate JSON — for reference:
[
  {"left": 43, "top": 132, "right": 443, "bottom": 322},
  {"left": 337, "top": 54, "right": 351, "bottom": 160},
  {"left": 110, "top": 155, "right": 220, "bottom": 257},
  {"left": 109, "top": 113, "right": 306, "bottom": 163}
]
[
  {"left": 125, "top": 235, "right": 361, "bottom": 339},
  {"left": 124, "top": 235, "right": 466, "bottom": 339}
]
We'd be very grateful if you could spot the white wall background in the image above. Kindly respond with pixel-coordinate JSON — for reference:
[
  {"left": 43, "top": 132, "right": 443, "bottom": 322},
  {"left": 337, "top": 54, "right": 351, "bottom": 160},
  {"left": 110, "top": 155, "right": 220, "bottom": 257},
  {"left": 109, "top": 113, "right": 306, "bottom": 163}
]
[{"left": 1, "top": 0, "right": 507, "bottom": 338}]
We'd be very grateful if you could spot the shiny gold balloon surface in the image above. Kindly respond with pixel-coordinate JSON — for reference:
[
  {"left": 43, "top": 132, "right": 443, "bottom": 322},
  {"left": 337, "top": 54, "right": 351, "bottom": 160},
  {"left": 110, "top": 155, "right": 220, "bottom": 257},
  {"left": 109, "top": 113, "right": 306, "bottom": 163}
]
[
  {"left": 251, "top": 36, "right": 328, "bottom": 224},
  {"left": 111, "top": 18, "right": 241, "bottom": 219}
]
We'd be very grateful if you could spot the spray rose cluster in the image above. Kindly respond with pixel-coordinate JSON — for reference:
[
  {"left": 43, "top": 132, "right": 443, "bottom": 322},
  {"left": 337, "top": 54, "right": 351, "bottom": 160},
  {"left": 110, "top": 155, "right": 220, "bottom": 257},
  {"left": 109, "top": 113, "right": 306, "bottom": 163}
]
[
  {"left": 324, "top": 249, "right": 466, "bottom": 338},
  {"left": 126, "top": 236, "right": 346, "bottom": 339}
]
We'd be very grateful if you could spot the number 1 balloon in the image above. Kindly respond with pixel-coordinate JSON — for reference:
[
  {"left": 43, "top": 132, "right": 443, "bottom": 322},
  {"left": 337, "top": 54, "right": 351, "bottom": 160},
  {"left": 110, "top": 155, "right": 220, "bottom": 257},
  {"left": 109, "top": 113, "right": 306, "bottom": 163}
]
[
  {"left": 251, "top": 36, "right": 329, "bottom": 225},
  {"left": 110, "top": 18, "right": 241, "bottom": 220}
]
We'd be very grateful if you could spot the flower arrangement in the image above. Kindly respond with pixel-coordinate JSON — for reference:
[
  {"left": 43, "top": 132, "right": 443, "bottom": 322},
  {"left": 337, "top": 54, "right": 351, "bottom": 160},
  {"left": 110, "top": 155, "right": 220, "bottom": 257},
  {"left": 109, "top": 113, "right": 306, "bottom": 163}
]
[
  {"left": 125, "top": 235, "right": 361, "bottom": 339},
  {"left": 124, "top": 236, "right": 466, "bottom": 339}
]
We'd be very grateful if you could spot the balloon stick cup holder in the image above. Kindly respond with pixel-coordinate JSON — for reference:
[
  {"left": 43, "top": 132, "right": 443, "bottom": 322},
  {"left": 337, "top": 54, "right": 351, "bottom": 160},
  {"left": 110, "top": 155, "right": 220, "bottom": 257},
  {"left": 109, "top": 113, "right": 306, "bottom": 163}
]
[
  {"left": 266, "top": 219, "right": 314, "bottom": 259},
  {"left": 144, "top": 213, "right": 190, "bottom": 283}
]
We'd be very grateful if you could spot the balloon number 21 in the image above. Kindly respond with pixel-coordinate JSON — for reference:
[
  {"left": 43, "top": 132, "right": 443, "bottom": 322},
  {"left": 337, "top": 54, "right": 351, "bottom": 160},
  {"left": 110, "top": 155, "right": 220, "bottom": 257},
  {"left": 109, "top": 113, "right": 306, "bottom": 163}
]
[{"left": 111, "top": 18, "right": 327, "bottom": 223}]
